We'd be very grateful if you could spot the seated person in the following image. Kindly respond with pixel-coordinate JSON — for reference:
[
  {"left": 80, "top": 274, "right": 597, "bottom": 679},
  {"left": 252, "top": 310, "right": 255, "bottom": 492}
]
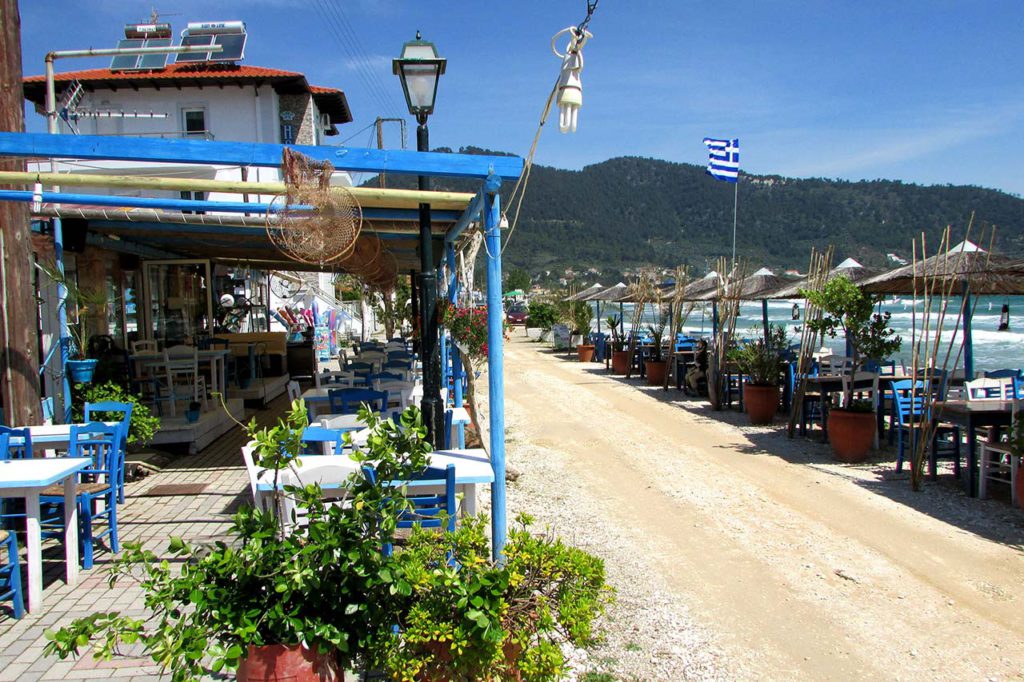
[{"left": 685, "top": 339, "right": 709, "bottom": 396}]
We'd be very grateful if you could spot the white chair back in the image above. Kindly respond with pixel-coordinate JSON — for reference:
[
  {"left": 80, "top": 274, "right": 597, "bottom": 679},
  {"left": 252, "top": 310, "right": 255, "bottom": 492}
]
[
  {"left": 965, "top": 377, "right": 1012, "bottom": 400},
  {"left": 820, "top": 355, "right": 854, "bottom": 376},
  {"left": 241, "top": 443, "right": 268, "bottom": 510},
  {"left": 287, "top": 380, "right": 302, "bottom": 402},
  {"left": 131, "top": 339, "right": 159, "bottom": 354}
]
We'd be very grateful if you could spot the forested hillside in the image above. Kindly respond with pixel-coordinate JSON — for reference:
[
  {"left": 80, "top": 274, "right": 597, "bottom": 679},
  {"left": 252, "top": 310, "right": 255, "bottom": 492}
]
[{"left": 368, "top": 151, "right": 1024, "bottom": 283}]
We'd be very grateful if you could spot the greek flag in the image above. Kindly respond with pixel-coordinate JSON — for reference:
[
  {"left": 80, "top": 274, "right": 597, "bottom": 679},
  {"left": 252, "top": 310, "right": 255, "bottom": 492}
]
[{"left": 703, "top": 137, "right": 740, "bottom": 183}]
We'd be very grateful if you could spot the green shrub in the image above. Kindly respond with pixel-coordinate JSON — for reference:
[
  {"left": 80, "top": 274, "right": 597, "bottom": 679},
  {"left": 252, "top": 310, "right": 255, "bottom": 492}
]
[
  {"left": 72, "top": 381, "right": 161, "bottom": 447},
  {"left": 527, "top": 300, "right": 558, "bottom": 331}
]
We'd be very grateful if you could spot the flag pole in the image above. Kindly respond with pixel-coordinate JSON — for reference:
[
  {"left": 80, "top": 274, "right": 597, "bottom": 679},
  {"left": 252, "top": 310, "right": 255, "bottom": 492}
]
[{"left": 731, "top": 175, "right": 739, "bottom": 270}]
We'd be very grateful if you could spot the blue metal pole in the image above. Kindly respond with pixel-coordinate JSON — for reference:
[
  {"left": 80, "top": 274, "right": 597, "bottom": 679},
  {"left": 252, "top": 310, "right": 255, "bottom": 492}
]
[
  {"left": 712, "top": 300, "right": 719, "bottom": 338},
  {"left": 447, "top": 243, "right": 465, "bottom": 448},
  {"left": 51, "top": 218, "right": 72, "bottom": 423},
  {"left": 963, "top": 285, "right": 974, "bottom": 379},
  {"left": 483, "top": 175, "right": 506, "bottom": 561},
  {"left": 761, "top": 298, "right": 769, "bottom": 337}
]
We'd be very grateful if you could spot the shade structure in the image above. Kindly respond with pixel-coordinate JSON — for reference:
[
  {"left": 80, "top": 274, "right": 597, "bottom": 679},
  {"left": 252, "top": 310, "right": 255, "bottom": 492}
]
[
  {"left": 583, "top": 282, "right": 628, "bottom": 302},
  {"left": 681, "top": 271, "right": 723, "bottom": 301},
  {"left": 768, "top": 257, "right": 883, "bottom": 299},
  {"left": 858, "top": 240, "right": 1024, "bottom": 379},
  {"left": 696, "top": 267, "right": 792, "bottom": 301},
  {"left": 563, "top": 283, "right": 604, "bottom": 301},
  {"left": 858, "top": 241, "right": 1024, "bottom": 296}
]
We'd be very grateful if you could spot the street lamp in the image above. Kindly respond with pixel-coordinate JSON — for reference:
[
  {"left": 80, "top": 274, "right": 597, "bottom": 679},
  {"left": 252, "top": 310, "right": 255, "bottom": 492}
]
[{"left": 394, "top": 32, "right": 446, "bottom": 446}]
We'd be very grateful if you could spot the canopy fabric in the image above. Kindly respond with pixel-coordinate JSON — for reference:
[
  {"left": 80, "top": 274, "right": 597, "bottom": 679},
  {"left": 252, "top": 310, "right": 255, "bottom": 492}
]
[
  {"left": 503, "top": 289, "right": 525, "bottom": 298},
  {"left": 563, "top": 283, "right": 604, "bottom": 301},
  {"left": 768, "top": 258, "right": 883, "bottom": 299},
  {"left": 583, "top": 282, "right": 629, "bottom": 302},
  {"left": 858, "top": 241, "right": 1024, "bottom": 295}
]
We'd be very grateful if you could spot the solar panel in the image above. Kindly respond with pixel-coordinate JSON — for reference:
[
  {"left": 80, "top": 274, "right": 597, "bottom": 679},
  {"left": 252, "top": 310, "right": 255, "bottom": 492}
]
[
  {"left": 210, "top": 33, "right": 246, "bottom": 62},
  {"left": 110, "top": 39, "right": 143, "bottom": 71},
  {"left": 138, "top": 37, "right": 171, "bottom": 70},
  {"left": 175, "top": 34, "right": 214, "bottom": 63}
]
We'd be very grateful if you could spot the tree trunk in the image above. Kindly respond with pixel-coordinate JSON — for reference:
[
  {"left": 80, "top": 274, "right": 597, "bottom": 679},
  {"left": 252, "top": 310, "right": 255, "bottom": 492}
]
[{"left": 0, "top": 0, "right": 42, "bottom": 426}]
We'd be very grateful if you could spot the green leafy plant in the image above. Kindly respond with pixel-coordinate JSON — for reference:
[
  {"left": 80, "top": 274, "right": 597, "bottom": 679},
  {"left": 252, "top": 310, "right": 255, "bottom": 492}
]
[
  {"left": 732, "top": 324, "right": 789, "bottom": 387},
  {"left": 527, "top": 300, "right": 558, "bottom": 332},
  {"left": 606, "top": 315, "right": 625, "bottom": 352},
  {"left": 571, "top": 301, "right": 593, "bottom": 339},
  {"left": 646, "top": 310, "right": 670, "bottom": 362},
  {"left": 801, "top": 275, "right": 902, "bottom": 410},
  {"left": 370, "top": 513, "right": 611, "bottom": 681},
  {"left": 36, "top": 261, "right": 108, "bottom": 359},
  {"left": 44, "top": 401, "right": 431, "bottom": 680},
  {"left": 72, "top": 381, "right": 161, "bottom": 447}
]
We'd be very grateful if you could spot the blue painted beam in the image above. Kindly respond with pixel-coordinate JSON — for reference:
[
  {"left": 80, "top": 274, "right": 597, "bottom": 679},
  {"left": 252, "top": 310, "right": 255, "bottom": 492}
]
[
  {"left": 0, "top": 132, "right": 525, "bottom": 182},
  {"left": 484, "top": 185, "right": 506, "bottom": 562},
  {"left": 962, "top": 286, "right": 974, "bottom": 379},
  {"left": 446, "top": 185, "right": 487, "bottom": 244},
  {"left": 0, "top": 190, "right": 459, "bottom": 222}
]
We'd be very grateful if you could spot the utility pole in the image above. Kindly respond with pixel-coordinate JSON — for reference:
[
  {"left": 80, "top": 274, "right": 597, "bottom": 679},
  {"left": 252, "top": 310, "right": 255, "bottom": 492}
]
[
  {"left": 0, "top": 0, "right": 42, "bottom": 426},
  {"left": 375, "top": 117, "right": 386, "bottom": 188}
]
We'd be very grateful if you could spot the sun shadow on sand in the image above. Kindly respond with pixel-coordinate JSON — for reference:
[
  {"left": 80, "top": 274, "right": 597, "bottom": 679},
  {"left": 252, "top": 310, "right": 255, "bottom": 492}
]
[{"left": 580, "top": 362, "right": 1024, "bottom": 551}]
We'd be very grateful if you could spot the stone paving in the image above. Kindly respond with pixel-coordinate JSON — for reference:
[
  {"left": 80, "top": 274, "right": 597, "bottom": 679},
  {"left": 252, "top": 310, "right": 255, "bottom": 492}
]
[{"left": 0, "top": 396, "right": 291, "bottom": 680}]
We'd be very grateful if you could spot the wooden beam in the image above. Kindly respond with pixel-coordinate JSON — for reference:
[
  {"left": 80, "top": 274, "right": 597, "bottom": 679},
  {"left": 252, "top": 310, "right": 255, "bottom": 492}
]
[
  {"left": 0, "top": 131, "right": 525, "bottom": 181},
  {"left": 0, "top": 0, "right": 41, "bottom": 425},
  {"left": 0, "top": 170, "right": 475, "bottom": 211}
]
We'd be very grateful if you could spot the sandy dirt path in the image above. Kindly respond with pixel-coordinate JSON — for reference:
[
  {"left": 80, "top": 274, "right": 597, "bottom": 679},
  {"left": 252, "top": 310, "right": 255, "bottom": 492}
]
[{"left": 498, "top": 335, "right": 1024, "bottom": 681}]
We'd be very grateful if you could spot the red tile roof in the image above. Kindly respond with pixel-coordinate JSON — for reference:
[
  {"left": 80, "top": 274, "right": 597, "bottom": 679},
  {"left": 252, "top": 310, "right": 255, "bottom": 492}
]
[{"left": 23, "top": 63, "right": 352, "bottom": 124}]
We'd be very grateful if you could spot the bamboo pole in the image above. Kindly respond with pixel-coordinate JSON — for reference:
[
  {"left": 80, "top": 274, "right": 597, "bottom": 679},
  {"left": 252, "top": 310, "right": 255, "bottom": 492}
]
[
  {"left": 787, "top": 247, "right": 833, "bottom": 437},
  {"left": 0, "top": 170, "right": 474, "bottom": 211}
]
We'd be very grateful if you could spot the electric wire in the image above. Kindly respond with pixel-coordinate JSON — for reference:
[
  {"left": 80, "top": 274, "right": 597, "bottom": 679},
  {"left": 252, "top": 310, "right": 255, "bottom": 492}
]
[{"left": 324, "top": 0, "right": 405, "bottom": 118}]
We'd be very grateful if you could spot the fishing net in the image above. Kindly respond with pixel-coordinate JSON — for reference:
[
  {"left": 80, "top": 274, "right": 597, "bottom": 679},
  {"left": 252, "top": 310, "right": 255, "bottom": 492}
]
[{"left": 266, "top": 148, "right": 362, "bottom": 265}]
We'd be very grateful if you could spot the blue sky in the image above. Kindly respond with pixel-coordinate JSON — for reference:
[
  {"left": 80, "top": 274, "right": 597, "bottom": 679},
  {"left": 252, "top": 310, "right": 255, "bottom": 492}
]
[{"left": 18, "top": 1, "right": 1024, "bottom": 196}]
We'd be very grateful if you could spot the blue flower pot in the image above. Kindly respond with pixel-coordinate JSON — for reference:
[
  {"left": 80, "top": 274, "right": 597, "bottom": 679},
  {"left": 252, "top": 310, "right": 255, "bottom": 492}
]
[
  {"left": 185, "top": 409, "right": 200, "bottom": 423},
  {"left": 66, "top": 359, "right": 99, "bottom": 384}
]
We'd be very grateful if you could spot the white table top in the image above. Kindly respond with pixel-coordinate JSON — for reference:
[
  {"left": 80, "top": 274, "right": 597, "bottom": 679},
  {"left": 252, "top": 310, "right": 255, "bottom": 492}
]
[
  {"left": 254, "top": 448, "right": 493, "bottom": 491},
  {"left": 0, "top": 458, "right": 91, "bottom": 487}
]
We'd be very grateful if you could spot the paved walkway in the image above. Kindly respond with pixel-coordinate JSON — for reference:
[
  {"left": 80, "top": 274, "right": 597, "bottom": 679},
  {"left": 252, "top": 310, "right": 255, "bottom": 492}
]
[{"left": 0, "top": 396, "right": 290, "bottom": 681}]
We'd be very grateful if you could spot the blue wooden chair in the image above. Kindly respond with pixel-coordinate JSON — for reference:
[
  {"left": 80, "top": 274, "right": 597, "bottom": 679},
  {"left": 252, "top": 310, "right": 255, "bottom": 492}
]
[
  {"left": 387, "top": 350, "right": 413, "bottom": 362},
  {"left": 1, "top": 428, "right": 33, "bottom": 530},
  {"left": 40, "top": 422, "right": 124, "bottom": 569},
  {"left": 362, "top": 463, "right": 457, "bottom": 556},
  {"left": 0, "top": 528, "right": 24, "bottom": 619},
  {"left": 364, "top": 371, "right": 403, "bottom": 387},
  {"left": 300, "top": 426, "right": 346, "bottom": 455},
  {"left": 346, "top": 361, "right": 375, "bottom": 375},
  {"left": 40, "top": 396, "right": 55, "bottom": 425},
  {"left": 890, "top": 380, "right": 961, "bottom": 479},
  {"left": 327, "top": 388, "right": 389, "bottom": 415},
  {"left": 84, "top": 401, "right": 134, "bottom": 504}
]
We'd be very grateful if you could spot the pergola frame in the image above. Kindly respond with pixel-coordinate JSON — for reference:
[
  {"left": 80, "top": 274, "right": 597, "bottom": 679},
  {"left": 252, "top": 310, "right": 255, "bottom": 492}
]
[{"left": 0, "top": 131, "right": 521, "bottom": 559}]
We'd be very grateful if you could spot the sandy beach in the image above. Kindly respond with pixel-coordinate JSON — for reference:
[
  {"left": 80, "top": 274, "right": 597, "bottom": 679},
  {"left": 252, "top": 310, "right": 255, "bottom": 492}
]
[{"left": 486, "top": 332, "right": 1024, "bottom": 681}]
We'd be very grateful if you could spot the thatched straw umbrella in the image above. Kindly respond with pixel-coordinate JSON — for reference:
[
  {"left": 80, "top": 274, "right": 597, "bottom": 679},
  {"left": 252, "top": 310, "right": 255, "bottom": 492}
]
[
  {"left": 768, "top": 257, "right": 882, "bottom": 299},
  {"left": 858, "top": 240, "right": 1024, "bottom": 377},
  {"left": 563, "top": 283, "right": 604, "bottom": 302},
  {"left": 698, "top": 268, "right": 793, "bottom": 336},
  {"left": 583, "top": 282, "right": 628, "bottom": 335}
]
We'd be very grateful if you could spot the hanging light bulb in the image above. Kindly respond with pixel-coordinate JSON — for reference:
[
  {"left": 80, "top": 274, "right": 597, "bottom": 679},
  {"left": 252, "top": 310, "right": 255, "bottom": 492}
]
[{"left": 551, "top": 27, "right": 592, "bottom": 134}]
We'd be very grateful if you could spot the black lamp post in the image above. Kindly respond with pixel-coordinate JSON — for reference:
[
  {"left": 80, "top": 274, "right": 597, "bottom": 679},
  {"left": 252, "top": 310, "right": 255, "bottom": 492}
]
[{"left": 394, "top": 32, "right": 446, "bottom": 446}]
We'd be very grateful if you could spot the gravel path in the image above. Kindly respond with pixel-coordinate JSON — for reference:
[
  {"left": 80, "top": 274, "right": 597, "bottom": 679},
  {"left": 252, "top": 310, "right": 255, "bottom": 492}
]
[{"left": 474, "top": 333, "right": 1024, "bottom": 681}]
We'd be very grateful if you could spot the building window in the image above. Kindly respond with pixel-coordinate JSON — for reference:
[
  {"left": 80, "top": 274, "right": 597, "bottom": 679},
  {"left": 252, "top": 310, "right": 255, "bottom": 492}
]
[
  {"left": 182, "top": 108, "right": 207, "bottom": 138},
  {"left": 280, "top": 123, "right": 295, "bottom": 145},
  {"left": 180, "top": 190, "right": 207, "bottom": 215}
]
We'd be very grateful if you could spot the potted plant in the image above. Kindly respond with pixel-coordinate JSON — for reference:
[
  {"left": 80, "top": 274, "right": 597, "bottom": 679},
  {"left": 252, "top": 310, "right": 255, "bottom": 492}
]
[
  {"left": 571, "top": 301, "right": 595, "bottom": 362},
  {"left": 644, "top": 310, "right": 670, "bottom": 385},
  {"left": 44, "top": 402, "right": 432, "bottom": 680},
  {"left": 370, "top": 514, "right": 610, "bottom": 681},
  {"left": 607, "top": 315, "right": 630, "bottom": 374},
  {"left": 37, "top": 262, "right": 108, "bottom": 384},
  {"left": 732, "top": 324, "right": 789, "bottom": 424},
  {"left": 185, "top": 401, "right": 202, "bottom": 423},
  {"left": 802, "top": 276, "right": 901, "bottom": 462}
]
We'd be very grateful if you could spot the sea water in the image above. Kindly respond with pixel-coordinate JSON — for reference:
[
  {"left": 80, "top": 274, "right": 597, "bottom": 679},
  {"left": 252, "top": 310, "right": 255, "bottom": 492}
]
[{"left": 589, "top": 295, "right": 1024, "bottom": 374}]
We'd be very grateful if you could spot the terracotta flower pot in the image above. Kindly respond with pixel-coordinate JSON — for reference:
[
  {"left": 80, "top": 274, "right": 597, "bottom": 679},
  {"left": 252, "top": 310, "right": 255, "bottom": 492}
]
[
  {"left": 645, "top": 360, "right": 667, "bottom": 385},
  {"left": 610, "top": 350, "right": 630, "bottom": 374},
  {"left": 827, "top": 409, "right": 875, "bottom": 463},
  {"left": 743, "top": 384, "right": 780, "bottom": 425},
  {"left": 576, "top": 344, "right": 595, "bottom": 363},
  {"left": 236, "top": 644, "right": 340, "bottom": 681}
]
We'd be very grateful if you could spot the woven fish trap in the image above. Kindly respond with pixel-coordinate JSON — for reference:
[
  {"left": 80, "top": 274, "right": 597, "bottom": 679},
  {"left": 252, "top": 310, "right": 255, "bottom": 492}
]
[
  {"left": 365, "top": 250, "right": 398, "bottom": 288},
  {"left": 338, "top": 234, "right": 384, "bottom": 276},
  {"left": 266, "top": 148, "right": 362, "bottom": 265}
]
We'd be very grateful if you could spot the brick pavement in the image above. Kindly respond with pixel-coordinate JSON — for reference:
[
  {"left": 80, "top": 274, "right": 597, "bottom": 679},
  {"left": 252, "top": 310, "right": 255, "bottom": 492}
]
[{"left": 0, "top": 396, "right": 291, "bottom": 680}]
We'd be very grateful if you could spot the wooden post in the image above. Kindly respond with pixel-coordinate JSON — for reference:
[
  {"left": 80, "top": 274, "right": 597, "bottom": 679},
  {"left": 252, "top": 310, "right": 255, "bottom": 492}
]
[{"left": 0, "top": 0, "right": 42, "bottom": 426}]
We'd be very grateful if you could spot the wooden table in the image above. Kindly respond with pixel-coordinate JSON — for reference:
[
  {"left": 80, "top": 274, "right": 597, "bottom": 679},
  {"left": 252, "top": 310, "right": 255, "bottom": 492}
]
[
  {"left": 934, "top": 399, "right": 1014, "bottom": 497},
  {"left": 0, "top": 457, "right": 91, "bottom": 612}
]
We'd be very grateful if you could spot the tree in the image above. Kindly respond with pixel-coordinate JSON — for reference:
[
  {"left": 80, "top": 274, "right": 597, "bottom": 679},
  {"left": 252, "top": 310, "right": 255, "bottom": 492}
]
[{"left": 505, "top": 267, "right": 531, "bottom": 293}]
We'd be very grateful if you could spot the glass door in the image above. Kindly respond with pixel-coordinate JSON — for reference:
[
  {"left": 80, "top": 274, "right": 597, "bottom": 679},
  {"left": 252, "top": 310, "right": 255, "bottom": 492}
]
[{"left": 141, "top": 260, "right": 213, "bottom": 346}]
